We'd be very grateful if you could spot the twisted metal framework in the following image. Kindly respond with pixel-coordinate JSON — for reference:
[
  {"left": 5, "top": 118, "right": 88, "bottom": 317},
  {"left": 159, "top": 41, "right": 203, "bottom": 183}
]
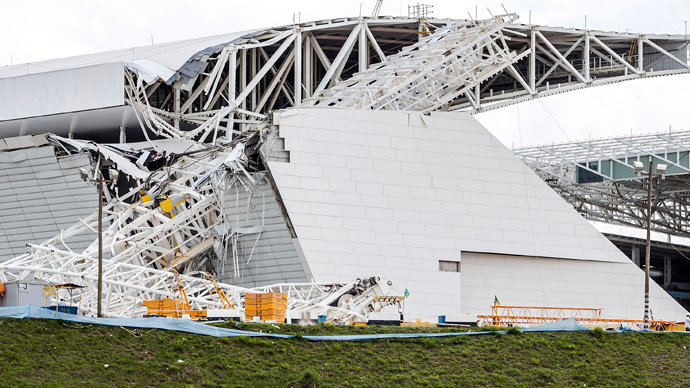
[
  {"left": 514, "top": 131, "right": 690, "bottom": 238},
  {"left": 2, "top": 11, "right": 690, "bottom": 318},
  {"left": 122, "top": 14, "right": 690, "bottom": 139},
  {"left": 0, "top": 131, "right": 388, "bottom": 319},
  {"left": 306, "top": 14, "right": 528, "bottom": 111}
]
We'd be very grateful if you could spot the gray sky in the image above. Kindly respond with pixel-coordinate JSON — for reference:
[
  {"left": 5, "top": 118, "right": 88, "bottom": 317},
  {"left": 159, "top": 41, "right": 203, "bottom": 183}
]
[{"left": 2, "top": 0, "right": 689, "bottom": 146}]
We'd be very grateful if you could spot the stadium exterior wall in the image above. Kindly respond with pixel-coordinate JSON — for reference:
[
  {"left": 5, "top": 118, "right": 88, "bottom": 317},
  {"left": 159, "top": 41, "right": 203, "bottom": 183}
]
[{"left": 267, "top": 107, "right": 688, "bottom": 320}]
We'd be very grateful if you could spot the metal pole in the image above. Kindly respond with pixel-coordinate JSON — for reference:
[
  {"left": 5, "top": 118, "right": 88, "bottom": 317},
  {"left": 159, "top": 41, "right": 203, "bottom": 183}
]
[
  {"left": 644, "top": 160, "right": 652, "bottom": 329},
  {"left": 98, "top": 172, "right": 103, "bottom": 318}
]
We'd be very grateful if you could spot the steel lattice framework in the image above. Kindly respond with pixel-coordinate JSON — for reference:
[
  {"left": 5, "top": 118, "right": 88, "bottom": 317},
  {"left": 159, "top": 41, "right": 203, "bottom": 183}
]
[
  {"left": 121, "top": 13, "right": 690, "bottom": 141},
  {"left": 1, "top": 10, "right": 690, "bottom": 318},
  {"left": 305, "top": 14, "right": 528, "bottom": 111},
  {"left": 514, "top": 131, "right": 690, "bottom": 237}
]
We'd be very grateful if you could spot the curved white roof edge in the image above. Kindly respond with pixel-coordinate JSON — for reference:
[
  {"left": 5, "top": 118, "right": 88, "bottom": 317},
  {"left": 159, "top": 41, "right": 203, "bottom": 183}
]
[{"left": 0, "top": 28, "right": 261, "bottom": 80}]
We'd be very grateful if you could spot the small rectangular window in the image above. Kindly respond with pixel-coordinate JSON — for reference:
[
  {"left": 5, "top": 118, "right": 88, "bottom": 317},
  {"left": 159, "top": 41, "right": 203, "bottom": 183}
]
[
  {"left": 439, "top": 260, "right": 460, "bottom": 272},
  {"left": 18, "top": 283, "right": 28, "bottom": 292}
]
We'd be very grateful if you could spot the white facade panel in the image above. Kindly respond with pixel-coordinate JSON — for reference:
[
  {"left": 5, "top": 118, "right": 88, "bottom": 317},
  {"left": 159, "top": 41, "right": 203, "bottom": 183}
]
[
  {"left": 267, "top": 107, "right": 687, "bottom": 320},
  {"left": 0, "top": 63, "right": 124, "bottom": 121}
]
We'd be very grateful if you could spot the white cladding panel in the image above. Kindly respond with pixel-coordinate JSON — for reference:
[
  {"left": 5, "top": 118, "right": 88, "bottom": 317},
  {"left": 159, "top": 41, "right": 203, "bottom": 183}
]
[
  {"left": 461, "top": 252, "right": 686, "bottom": 321},
  {"left": 268, "top": 108, "right": 686, "bottom": 319},
  {"left": 0, "top": 63, "right": 124, "bottom": 121}
]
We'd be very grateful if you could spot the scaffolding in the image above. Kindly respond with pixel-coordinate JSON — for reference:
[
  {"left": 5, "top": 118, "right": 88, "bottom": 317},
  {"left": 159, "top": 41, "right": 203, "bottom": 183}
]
[{"left": 478, "top": 304, "right": 677, "bottom": 330}]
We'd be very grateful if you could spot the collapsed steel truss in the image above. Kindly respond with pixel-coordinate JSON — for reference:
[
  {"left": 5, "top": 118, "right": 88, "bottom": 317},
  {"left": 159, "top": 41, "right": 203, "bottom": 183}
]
[
  {"left": 1, "top": 11, "right": 690, "bottom": 318},
  {"left": 514, "top": 131, "right": 690, "bottom": 237},
  {"left": 122, "top": 13, "right": 690, "bottom": 140},
  {"left": 306, "top": 14, "right": 529, "bottom": 111}
]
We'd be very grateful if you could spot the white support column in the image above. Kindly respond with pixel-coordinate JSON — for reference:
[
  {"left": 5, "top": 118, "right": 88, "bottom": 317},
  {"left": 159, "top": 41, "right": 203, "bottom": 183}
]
[
  {"left": 359, "top": 21, "right": 368, "bottom": 73},
  {"left": 119, "top": 126, "right": 126, "bottom": 144},
  {"left": 173, "top": 87, "right": 181, "bottom": 129},
  {"left": 530, "top": 29, "right": 536, "bottom": 93},
  {"left": 584, "top": 33, "right": 590, "bottom": 82},
  {"left": 240, "top": 49, "right": 247, "bottom": 111},
  {"left": 251, "top": 49, "right": 257, "bottom": 111},
  {"left": 227, "top": 49, "right": 236, "bottom": 134},
  {"left": 295, "top": 29, "right": 302, "bottom": 105},
  {"left": 638, "top": 38, "right": 644, "bottom": 72},
  {"left": 304, "top": 35, "right": 312, "bottom": 97}
]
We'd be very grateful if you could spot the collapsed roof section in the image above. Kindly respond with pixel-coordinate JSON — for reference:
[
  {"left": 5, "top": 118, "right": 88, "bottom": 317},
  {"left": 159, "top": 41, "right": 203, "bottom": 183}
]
[
  {"left": 3, "top": 13, "right": 688, "bottom": 141},
  {"left": 0, "top": 125, "right": 397, "bottom": 320}
]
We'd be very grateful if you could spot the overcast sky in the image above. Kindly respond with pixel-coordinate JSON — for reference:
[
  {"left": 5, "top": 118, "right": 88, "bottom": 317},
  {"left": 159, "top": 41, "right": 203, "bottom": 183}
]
[{"left": 2, "top": 0, "right": 689, "bottom": 147}]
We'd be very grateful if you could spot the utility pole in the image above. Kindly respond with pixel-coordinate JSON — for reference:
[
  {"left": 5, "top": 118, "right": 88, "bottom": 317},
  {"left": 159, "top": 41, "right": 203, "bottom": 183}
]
[
  {"left": 89, "top": 169, "right": 112, "bottom": 317},
  {"left": 635, "top": 159, "right": 667, "bottom": 329},
  {"left": 644, "top": 159, "right": 652, "bottom": 329}
]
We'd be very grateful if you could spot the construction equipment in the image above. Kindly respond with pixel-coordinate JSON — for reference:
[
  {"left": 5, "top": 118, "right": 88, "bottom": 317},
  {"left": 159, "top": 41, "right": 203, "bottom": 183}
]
[
  {"left": 203, "top": 273, "right": 233, "bottom": 309},
  {"left": 478, "top": 304, "right": 677, "bottom": 330},
  {"left": 143, "top": 269, "right": 206, "bottom": 319}
]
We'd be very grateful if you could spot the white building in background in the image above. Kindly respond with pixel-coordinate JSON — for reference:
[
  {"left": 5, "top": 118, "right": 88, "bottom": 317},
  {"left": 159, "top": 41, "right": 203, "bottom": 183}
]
[{"left": 0, "top": 13, "right": 688, "bottom": 320}]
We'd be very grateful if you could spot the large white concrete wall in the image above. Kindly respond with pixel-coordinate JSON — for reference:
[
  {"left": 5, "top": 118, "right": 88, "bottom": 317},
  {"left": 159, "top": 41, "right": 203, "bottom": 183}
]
[
  {"left": 461, "top": 252, "right": 683, "bottom": 320},
  {"left": 267, "top": 107, "right": 687, "bottom": 320}
]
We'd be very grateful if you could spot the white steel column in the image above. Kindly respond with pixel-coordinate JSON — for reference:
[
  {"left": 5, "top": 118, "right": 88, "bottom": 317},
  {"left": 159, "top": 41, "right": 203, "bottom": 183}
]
[
  {"left": 173, "top": 87, "right": 181, "bottom": 129},
  {"left": 251, "top": 49, "right": 257, "bottom": 111},
  {"left": 227, "top": 49, "right": 237, "bottom": 134},
  {"left": 638, "top": 38, "right": 644, "bottom": 72},
  {"left": 304, "top": 35, "right": 312, "bottom": 97},
  {"left": 240, "top": 49, "right": 247, "bottom": 111},
  {"left": 529, "top": 28, "right": 536, "bottom": 93},
  {"left": 584, "top": 33, "right": 590, "bottom": 82},
  {"left": 295, "top": 29, "right": 302, "bottom": 105},
  {"left": 359, "top": 21, "right": 368, "bottom": 73}
]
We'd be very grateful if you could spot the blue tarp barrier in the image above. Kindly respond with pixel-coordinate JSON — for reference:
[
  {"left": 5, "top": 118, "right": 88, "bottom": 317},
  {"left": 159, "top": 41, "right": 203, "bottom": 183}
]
[
  {"left": 4, "top": 305, "right": 685, "bottom": 340},
  {"left": 0, "top": 305, "right": 505, "bottom": 340},
  {"left": 0, "top": 305, "right": 291, "bottom": 339}
]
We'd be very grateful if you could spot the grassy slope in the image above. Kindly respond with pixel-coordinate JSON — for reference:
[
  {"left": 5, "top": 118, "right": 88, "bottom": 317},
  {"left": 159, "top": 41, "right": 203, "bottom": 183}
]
[{"left": 1, "top": 319, "right": 689, "bottom": 387}]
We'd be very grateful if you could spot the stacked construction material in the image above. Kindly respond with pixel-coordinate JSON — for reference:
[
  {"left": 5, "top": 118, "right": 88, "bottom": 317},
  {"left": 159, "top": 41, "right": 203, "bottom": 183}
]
[
  {"left": 245, "top": 292, "right": 287, "bottom": 322},
  {"left": 143, "top": 298, "right": 180, "bottom": 318}
]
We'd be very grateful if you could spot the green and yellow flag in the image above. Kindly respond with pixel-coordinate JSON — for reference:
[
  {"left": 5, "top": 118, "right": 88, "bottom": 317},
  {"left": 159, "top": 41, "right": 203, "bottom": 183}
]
[
  {"left": 404, "top": 289, "right": 410, "bottom": 297},
  {"left": 493, "top": 295, "right": 500, "bottom": 306}
]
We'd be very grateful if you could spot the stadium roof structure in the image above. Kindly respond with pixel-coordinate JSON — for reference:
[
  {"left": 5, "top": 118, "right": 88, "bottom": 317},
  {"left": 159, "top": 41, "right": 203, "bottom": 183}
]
[
  {"left": 513, "top": 131, "right": 690, "bottom": 238},
  {"left": 0, "top": 12, "right": 689, "bottom": 320},
  {"left": 1, "top": 12, "right": 689, "bottom": 140}
]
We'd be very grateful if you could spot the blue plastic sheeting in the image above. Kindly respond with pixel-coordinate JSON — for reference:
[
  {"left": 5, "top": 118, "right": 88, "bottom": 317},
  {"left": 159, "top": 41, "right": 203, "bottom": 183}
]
[
  {"left": 0, "top": 305, "right": 511, "bottom": 341},
  {"left": 11, "top": 305, "right": 685, "bottom": 340},
  {"left": 521, "top": 318, "right": 590, "bottom": 332},
  {"left": 0, "top": 305, "right": 291, "bottom": 339}
]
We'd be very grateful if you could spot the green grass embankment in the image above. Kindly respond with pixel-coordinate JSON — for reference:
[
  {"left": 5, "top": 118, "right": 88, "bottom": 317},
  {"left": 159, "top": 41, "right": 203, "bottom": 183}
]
[{"left": 1, "top": 318, "right": 689, "bottom": 387}]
